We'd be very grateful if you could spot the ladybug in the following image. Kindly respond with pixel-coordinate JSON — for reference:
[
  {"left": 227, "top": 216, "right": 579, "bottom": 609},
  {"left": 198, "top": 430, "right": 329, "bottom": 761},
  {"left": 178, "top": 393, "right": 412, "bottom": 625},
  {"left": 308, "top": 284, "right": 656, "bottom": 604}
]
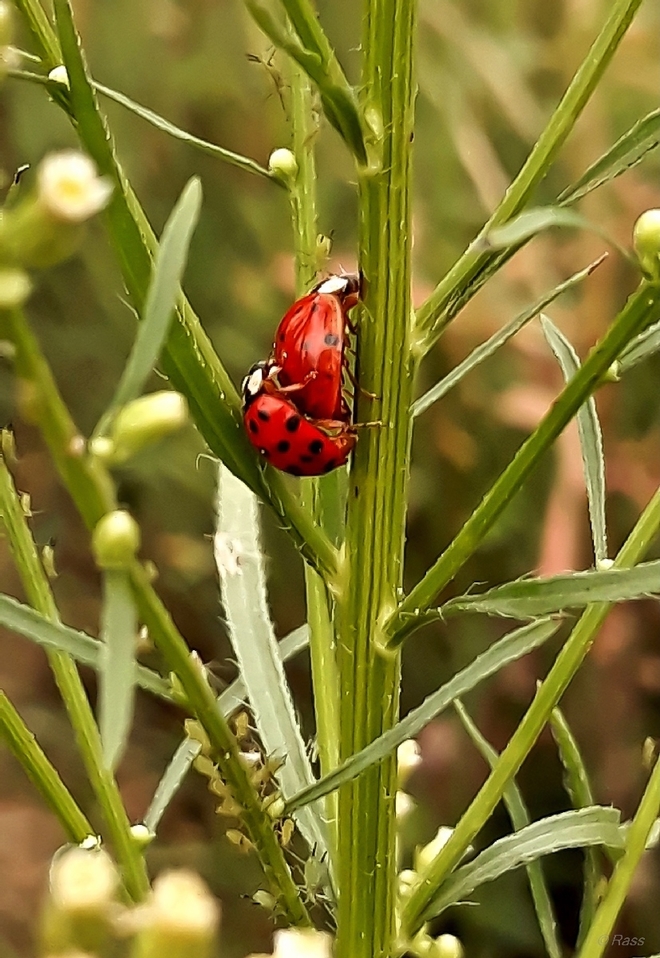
[
  {"left": 272, "top": 273, "right": 360, "bottom": 421},
  {"left": 242, "top": 363, "right": 356, "bottom": 476}
]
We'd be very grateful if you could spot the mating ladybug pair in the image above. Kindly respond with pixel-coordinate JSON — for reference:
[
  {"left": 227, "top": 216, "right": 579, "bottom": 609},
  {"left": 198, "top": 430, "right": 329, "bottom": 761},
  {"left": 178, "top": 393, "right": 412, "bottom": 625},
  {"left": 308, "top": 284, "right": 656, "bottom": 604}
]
[{"left": 242, "top": 273, "right": 360, "bottom": 476}]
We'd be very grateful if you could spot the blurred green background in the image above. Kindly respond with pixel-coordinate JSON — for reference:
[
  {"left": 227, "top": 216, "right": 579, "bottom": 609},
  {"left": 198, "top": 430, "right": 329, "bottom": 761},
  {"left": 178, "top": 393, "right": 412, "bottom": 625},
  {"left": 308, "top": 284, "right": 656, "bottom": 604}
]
[{"left": 1, "top": 0, "right": 660, "bottom": 955}]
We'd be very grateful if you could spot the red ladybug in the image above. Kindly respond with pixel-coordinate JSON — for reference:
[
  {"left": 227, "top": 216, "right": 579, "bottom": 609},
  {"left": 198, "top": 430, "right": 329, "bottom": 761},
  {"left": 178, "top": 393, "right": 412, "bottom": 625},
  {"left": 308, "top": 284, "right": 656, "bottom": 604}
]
[
  {"left": 242, "top": 363, "right": 356, "bottom": 476},
  {"left": 272, "top": 273, "right": 360, "bottom": 421}
]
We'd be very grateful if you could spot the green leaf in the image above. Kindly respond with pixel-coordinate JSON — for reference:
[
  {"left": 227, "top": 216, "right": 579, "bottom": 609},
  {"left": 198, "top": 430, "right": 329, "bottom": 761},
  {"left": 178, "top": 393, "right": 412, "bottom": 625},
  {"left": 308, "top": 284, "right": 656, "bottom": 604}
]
[
  {"left": 216, "top": 466, "right": 329, "bottom": 863},
  {"left": 98, "top": 570, "right": 138, "bottom": 771},
  {"left": 559, "top": 109, "right": 660, "bottom": 206},
  {"left": 484, "top": 207, "right": 634, "bottom": 265},
  {"left": 541, "top": 316, "right": 608, "bottom": 566},
  {"left": 95, "top": 178, "right": 202, "bottom": 437},
  {"left": 412, "top": 256, "right": 606, "bottom": 419},
  {"left": 94, "top": 82, "right": 275, "bottom": 182},
  {"left": 420, "top": 806, "right": 623, "bottom": 921},
  {"left": 454, "top": 701, "right": 562, "bottom": 958},
  {"left": 618, "top": 317, "right": 660, "bottom": 373},
  {"left": 143, "top": 624, "right": 309, "bottom": 833},
  {"left": 285, "top": 618, "right": 559, "bottom": 814},
  {"left": 441, "top": 560, "right": 660, "bottom": 619},
  {"left": 0, "top": 593, "right": 171, "bottom": 700},
  {"left": 550, "top": 707, "right": 605, "bottom": 944}
]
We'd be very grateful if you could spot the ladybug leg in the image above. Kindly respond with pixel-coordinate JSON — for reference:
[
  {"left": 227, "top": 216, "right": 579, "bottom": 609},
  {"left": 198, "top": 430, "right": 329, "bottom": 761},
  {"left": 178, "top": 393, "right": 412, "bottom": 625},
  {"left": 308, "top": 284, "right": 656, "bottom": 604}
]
[
  {"left": 344, "top": 364, "right": 378, "bottom": 400},
  {"left": 276, "top": 370, "right": 318, "bottom": 394}
]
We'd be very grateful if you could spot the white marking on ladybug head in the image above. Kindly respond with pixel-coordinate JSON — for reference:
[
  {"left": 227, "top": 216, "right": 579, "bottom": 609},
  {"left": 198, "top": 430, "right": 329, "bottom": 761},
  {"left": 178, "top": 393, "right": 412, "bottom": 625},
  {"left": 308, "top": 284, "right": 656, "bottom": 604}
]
[
  {"left": 243, "top": 363, "right": 267, "bottom": 398},
  {"left": 316, "top": 274, "right": 349, "bottom": 296}
]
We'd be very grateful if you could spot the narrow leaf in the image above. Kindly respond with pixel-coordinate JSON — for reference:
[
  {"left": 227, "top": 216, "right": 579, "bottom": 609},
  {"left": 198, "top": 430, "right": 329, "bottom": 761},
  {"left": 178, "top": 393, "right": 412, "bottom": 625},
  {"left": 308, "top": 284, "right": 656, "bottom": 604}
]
[
  {"left": 550, "top": 707, "right": 605, "bottom": 943},
  {"left": 98, "top": 571, "right": 138, "bottom": 771},
  {"left": 422, "top": 806, "right": 622, "bottom": 920},
  {"left": 215, "top": 466, "right": 328, "bottom": 861},
  {"left": 95, "top": 177, "right": 202, "bottom": 436},
  {"left": 94, "top": 82, "right": 275, "bottom": 182},
  {"left": 455, "top": 701, "right": 562, "bottom": 958},
  {"left": 618, "top": 317, "right": 660, "bottom": 373},
  {"left": 541, "top": 316, "right": 608, "bottom": 565},
  {"left": 559, "top": 109, "right": 660, "bottom": 206},
  {"left": 0, "top": 593, "right": 171, "bottom": 700},
  {"left": 412, "top": 256, "right": 606, "bottom": 419},
  {"left": 144, "top": 625, "right": 309, "bottom": 832},
  {"left": 484, "top": 207, "right": 634, "bottom": 265},
  {"left": 440, "top": 560, "right": 660, "bottom": 619},
  {"left": 285, "top": 618, "right": 559, "bottom": 813}
]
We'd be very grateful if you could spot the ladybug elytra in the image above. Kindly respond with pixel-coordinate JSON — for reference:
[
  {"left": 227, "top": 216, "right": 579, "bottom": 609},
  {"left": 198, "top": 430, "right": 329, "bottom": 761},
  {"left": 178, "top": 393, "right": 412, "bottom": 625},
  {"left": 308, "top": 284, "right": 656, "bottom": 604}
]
[{"left": 242, "top": 363, "right": 356, "bottom": 477}]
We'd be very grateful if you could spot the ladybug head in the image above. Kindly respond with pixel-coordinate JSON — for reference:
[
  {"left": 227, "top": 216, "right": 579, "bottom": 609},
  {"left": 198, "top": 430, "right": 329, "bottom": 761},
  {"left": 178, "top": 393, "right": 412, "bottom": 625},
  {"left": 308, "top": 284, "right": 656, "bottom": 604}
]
[
  {"left": 315, "top": 272, "right": 361, "bottom": 308},
  {"left": 242, "top": 361, "right": 280, "bottom": 407}
]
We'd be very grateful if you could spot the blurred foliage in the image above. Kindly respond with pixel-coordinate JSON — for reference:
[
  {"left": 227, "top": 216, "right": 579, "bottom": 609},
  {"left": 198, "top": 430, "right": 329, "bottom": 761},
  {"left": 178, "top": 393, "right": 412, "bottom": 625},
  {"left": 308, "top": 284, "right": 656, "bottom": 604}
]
[{"left": 1, "top": 0, "right": 660, "bottom": 955}]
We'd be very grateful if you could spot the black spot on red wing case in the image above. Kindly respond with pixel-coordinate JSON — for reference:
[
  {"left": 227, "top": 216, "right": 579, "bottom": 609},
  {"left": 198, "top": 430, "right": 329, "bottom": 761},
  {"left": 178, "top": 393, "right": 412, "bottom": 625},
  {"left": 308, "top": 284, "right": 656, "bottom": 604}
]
[
  {"left": 285, "top": 415, "right": 301, "bottom": 432},
  {"left": 277, "top": 440, "right": 290, "bottom": 453},
  {"left": 309, "top": 439, "right": 324, "bottom": 455}
]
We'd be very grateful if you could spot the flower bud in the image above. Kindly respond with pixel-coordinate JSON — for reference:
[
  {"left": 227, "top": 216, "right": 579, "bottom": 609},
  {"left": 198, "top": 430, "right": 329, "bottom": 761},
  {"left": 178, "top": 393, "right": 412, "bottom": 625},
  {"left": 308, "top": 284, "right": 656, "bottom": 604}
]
[
  {"left": 430, "top": 934, "right": 464, "bottom": 958},
  {"left": 130, "top": 870, "right": 219, "bottom": 958},
  {"left": 0, "top": 1, "right": 12, "bottom": 47},
  {"left": 397, "top": 739, "right": 421, "bottom": 789},
  {"left": 94, "top": 391, "right": 189, "bottom": 464},
  {"left": 0, "top": 267, "right": 31, "bottom": 308},
  {"left": 48, "top": 65, "right": 70, "bottom": 87},
  {"left": 633, "top": 209, "right": 660, "bottom": 282},
  {"left": 0, "top": 152, "right": 112, "bottom": 269},
  {"left": 414, "top": 826, "right": 454, "bottom": 873},
  {"left": 270, "top": 929, "right": 333, "bottom": 958},
  {"left": 92, "top": 510, "right": 141, "bottom": 570},
  {"left": 268, "top": 148, "right": 298, "bottom": 184},
  {"left": 41, "top": 846, "right": 119, "bottom": 954}
]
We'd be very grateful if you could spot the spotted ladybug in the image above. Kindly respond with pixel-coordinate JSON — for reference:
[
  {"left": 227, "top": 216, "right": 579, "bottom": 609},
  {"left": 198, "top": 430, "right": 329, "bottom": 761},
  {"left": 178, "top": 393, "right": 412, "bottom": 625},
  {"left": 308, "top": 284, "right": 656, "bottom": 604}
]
[
  {"left": 272, "top": 273, "right": 360, "bottom": 421},
  {"left": 242, "top": 363, "right": 356, "bottom": 476}
]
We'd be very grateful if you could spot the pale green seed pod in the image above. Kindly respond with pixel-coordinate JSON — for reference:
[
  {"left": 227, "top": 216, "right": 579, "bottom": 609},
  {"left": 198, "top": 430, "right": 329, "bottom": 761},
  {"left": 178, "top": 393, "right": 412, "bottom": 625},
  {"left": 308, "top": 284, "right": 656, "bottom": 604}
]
[
  {"left": 41, "top": 846, "right": 119, "bottom": 955},
  {"left": 130, "top": 870, "right": 219, "bottom": 958},
  {"left": 97, "top": 391, "right": 189, "bottom": 464},
  {"left": 268, "top": 148, "right": 298, "bottom": 184},
  {"left": 0, "top": 152, "right": 112, "bottom": 269},
  {"left": 633, "top": 209, "right": 660, "bottom": 283},
  {"left": 92, "top": 510, "right": 141, "bottom": 570}
]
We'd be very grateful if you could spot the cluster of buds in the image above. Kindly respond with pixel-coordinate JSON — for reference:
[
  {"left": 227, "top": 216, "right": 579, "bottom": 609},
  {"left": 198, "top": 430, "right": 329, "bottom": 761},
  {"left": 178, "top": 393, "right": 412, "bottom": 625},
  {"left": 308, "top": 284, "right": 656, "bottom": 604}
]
[
  {"left": 41, "top": 845, "right": 220, "bottom": 958},
  {"left": 0, "top": 151, "right": 112, "bottom": 284}
]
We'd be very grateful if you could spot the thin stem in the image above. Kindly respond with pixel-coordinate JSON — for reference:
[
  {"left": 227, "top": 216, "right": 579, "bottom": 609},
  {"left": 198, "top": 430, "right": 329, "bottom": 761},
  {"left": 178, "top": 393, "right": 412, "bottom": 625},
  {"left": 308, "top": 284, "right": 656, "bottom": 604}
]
[
  {"left": 576, "top": 754, "right": 660, "bottom": 958},
  {"left": 334, "top": 1, "right": 417, "bottom": 956},
  {"left": 287, "top": 61, "right": 341, "bottom": 837},
  {"left": 0, "top": 690, "right": 91, "bottom": 841},
  {"left": 414, "top": 0, "right": 646, "bottom": 353},
  {"left": 387, "top": 282, "right": 660, "bottom": 646},
  {"left": 0, "top": 450, "right": 149, "bottom": 900},
  {"left": 400, "top": 478, "right": 660, "bottom": 935}
]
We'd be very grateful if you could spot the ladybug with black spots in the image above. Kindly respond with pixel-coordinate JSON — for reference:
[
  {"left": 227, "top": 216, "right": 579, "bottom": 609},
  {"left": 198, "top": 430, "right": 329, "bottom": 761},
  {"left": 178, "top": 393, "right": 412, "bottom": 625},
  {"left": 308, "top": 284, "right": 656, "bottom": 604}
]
[
  {"left": 242, "top": 362, "right": 356, "bottom": 476},
  {"left": 272, "top": 273, "right": 360, "bottom": 421}
]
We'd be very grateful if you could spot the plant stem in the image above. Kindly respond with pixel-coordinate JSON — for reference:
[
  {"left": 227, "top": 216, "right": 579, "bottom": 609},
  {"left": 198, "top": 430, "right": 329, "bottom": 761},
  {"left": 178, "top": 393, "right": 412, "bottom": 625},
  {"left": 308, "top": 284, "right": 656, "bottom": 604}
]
[
  {"left": 400, "top": 478, "right": 660, "bottom": 935},
  {"left": 0, "top": 690, "right": 91, "bottom": 841},
  {"left": 387, "top": 281, "right": 660, "bottom": 645},
  {"left": 0, "top": 450, "right": 149, "bottom": 900},
  {"left": 414, "top": 0, "right": 646, "bottom": 353},
  {"left": 334, "top": 1, "right": 417, "bottom": 956}
]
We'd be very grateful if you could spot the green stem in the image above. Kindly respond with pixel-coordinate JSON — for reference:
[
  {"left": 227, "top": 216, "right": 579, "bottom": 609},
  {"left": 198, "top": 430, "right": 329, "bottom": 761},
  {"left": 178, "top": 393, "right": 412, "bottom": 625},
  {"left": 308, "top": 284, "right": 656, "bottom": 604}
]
[
  {"left": 0, "top": 451, "right": 149, "bottom": 900},
  {"left": 414, "top": 0, "right": 645, "bottom": 353},
  {"left": 4, "top": 308, "right": 308, "bottom": 924},
  {"left": 576, "top": 754, "right": 660, "bottom": 958},
  {"left": 400, "top": 478, "right": 660, "bottom": 935},
  {"left": 387, "top": 281, "right": 660, "bottom": 646},
  {"left": 334, "top": 2, "right": 417, "bottom": 956},
  {"left": 130, "top": 563, "right": 310, "bottom": 925},
  {"left": 0, "top": 690, "right": 91, "bottom": 841},
  {"left": 287, "top": 61, "right": 341, "bottom": 837}
]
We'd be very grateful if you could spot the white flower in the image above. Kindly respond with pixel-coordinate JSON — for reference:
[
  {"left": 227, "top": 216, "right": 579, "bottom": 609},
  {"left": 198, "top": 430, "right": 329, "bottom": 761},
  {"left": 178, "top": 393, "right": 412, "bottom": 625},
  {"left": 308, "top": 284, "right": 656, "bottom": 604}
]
[
  {"left": 149, "top": 870, "right": 219, "bottom": 936},
  {"left": 50, "top": 847, "right": 118, "bottom": 912},
  {"left": 272, "top": 929, "right": 333, "bottom": 958},
  {"left": 397, "top": 739, "right": 421, "bottom": 788},
  {"left": 37, "top": 152, "right": 113, "bottom": 223}
]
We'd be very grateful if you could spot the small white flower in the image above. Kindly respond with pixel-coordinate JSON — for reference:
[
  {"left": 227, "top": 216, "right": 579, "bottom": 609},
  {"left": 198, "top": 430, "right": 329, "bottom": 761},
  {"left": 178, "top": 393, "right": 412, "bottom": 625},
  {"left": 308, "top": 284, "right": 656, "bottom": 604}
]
[
  {"left": 149, "top": 870, "right": 219, "bottom": 936},
  {"left": 47, "top": 65, "right": 69, "bottom": 86},
  {"left": 272, "top": 929, "right": 333, "bottom": 958},
  {"left": 397, "top": 739, "right": 421, "bottom": 788},
  {"left": 50, "top": 847, "right": 118, "bottom": 912},
  {"left": 37, "top": 151, "right": 113, "bottom": 223}
]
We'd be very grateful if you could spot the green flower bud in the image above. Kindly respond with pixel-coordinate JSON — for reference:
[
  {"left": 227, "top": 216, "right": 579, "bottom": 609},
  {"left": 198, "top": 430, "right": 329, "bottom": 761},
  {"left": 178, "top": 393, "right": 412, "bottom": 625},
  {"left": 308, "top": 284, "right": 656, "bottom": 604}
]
[
  {"left": 41, "top": 847, "right": 119, "bottom": 955},
  {"left": 633, "top": 209, "right": 660, "bottom": 283},
  {"left": 0, "top": 152, "right": 112, "bottom": 269},
  {"left": 96, "top": 391, "right": 188, "bottom": 464},
  {"left": 0, "top": 267, "right": 31, "bottom": 308},
  {"left": 130, "top": 870, "right": 219, "bottom": 958},
  {"left": 268, "top": 148, "right": 298, "bottom": 184},
  {"left": 414, "top": 825, "right": 454, "bottom": 873},
  {"left": 430, "top": 934, "right": 464, "bottom": 958},
  {"left": 92, "top": 510, "right": 141, "bottom": 570}
]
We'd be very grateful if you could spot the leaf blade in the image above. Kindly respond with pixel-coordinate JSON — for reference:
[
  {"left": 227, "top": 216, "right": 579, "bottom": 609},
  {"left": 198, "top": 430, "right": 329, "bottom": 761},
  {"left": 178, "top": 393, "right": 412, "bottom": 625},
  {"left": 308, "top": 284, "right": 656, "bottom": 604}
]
[{"left": 98, "top": 571, "right": 138, "bottom": 771}]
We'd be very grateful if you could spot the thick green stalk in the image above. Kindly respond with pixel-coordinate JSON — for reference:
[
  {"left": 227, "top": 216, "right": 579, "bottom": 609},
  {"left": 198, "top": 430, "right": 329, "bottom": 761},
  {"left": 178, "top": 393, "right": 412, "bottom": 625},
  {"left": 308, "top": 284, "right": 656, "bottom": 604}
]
[
  {"left": 414, "top": 0, "right": 645, "bottom": 352},
  {"left": 0, "top": 690, "right": 91, "bottom": 841},
  {"left": 387, "top": 281, "right": 660, "bottom": 645},
  {"left": 334, "top": 2, "right": 417, "bottom": 957},
  {"left": 0, "top": 451, "right": 149, "bottom": 900},
  {"left": 400, "top": 479, "right": 660, "bottom": 935}
]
